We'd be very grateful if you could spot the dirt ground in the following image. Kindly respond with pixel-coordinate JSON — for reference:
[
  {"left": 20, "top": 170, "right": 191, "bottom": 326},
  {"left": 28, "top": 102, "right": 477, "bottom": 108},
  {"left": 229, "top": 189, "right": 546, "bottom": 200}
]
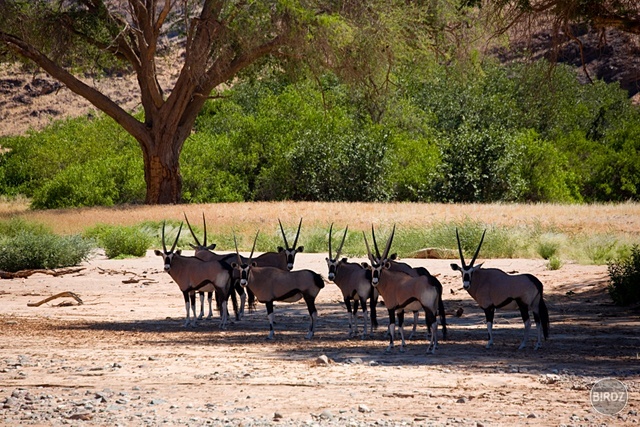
[{"left": 0, "top": 251, "right": 638, "bottom": 426}]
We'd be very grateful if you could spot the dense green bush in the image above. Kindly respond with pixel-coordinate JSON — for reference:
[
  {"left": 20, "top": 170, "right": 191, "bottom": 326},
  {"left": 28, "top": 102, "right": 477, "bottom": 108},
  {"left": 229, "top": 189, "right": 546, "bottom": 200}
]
[
  {"left": 608, "top": 245, "right": 640, "bottom": 305},
  {"left": 0, "top": 219, "right": 94, "bottom": 271},
  {"left": 84, "top": 224, "right": 153, "bottom": 258},
  {"left": 0, "top": 57, "right": 639, "bottom": 208}
]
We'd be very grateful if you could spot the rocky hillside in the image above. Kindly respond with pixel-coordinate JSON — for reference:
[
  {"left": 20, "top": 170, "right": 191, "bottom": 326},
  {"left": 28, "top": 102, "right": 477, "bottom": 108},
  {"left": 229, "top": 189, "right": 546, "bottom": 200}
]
[{"left": 1, "top": 26, "right": 638, "bottom": 138}]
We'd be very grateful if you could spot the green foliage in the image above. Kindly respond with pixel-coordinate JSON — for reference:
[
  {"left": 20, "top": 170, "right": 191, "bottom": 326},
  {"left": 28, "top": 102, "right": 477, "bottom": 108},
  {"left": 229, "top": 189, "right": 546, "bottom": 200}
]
[
  {"left": 547, "top": 256, "right": 563, "bottom": 271},
  {"left": 0, "top": 115, "right": 145, "bottom": 208},
  {"left": 607, "top": 245, "right": 640, "bottom": 306},
  {"left": 0, "top": 219, "right": 94, "bottom": 272},
  {"left": 85, "top": 223, "right": 153, "bottom": 258}
]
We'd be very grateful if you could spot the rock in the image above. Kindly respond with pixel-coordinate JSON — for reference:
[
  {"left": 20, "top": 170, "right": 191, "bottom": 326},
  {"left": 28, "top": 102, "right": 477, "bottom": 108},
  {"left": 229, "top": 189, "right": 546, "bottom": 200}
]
[
  {"left": 358, "top": 404, "right": 371, "bottom": 413},
  {"left": 412, "top": 248, "right": 458, "bottom": 259},
  {"left": 456, "top": 397, "right": 467, "bottom": 403},
  {"left": 527, "top": 413, "right": 537, "bottom": 418},
  {"left": 320, "top": 409, "right": 334, "bottom": 419},
  {"left": 315, "top": 355, "right": 331, "bottom": 365},
  {"left": 273, "top": 411, "right": 283, "bottom": 420}
]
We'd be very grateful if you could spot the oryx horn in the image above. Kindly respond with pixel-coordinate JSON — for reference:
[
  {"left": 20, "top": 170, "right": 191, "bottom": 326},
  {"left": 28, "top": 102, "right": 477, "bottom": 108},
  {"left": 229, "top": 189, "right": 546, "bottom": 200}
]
[
  {"left": 278, "top": 219, "right": 289, "bottom": 248},
  {"left": 371, "top": 225, "right": 382, "bottom": 260},
  {"left": 470, "top": 229, "right": 486, "bottom": 267},
  {"left": 363, "top": 231, "right": 376, "bottom": 264},
  {"left": 184, "top": 213, "right": 202, "bottom": 247},
  {"left": 329, "top": 223, "right": 348, "bottom": 260},
  {"left": 249, "top": 230, "right": 259, "bottom": 262},
  {"left": 455, "top": 228, "right": 466, "bottom": 268},
  {"left": 293, "top": 218, "right": 302, "bottom": 248},
  {"left": 161, "top": 221, "right": 182, "bottom": 253},
  {"left": 233, "top": 232, "right": 243, "bottom": 265},
  {"left": 381, "top": 224, "right": 396, "bottom": 261}
]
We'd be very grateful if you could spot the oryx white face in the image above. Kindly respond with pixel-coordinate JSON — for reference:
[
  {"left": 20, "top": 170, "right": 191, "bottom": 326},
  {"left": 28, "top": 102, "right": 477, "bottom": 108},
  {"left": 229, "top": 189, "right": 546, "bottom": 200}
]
[
  {"left": 451, "top": 263, "right": 479, "bottom": 290},
  {"left": 364, "top": 261, "right": 387, "bottom": 287},
  {"left": 325, "top": 257, "right": 346, "bottom": 282},
  {"left": 155, "top": 250, "right": 181, "bottom": 272},
  {"left": 232, "top": 262, "right": 253, "bottom": 287},
  {"left": 279, "top": 246, "right": 304, "bottom": 271}
]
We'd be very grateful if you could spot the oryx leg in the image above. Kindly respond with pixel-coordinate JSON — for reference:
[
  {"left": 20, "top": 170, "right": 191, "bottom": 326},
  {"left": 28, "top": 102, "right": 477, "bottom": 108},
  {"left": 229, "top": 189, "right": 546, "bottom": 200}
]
[
  {"left": 219, "top": 297, "right": 229, "bottom": 330},
  {"left": 358, "top": 296, "right": 369, "bottom": 339},
  {"left": 425, "top": 309, "right": 437, "bottom": 354},
  {"left": 533, "top": 310, "right": 543, "bottom": 350},
  {"left": 344, "top": 297, "right": 356, "bottom": 338},
  {"left": 483, "top": 306, "right": 495, "bottom": 348},
  {"left": 386, "top": 309, "right": 396, "bottom": 352},
  {"left": 517, "top": 299, "right": 531, "bottom": 350},
  {"left": 397, "top": 310, "right": 407, "bottom": 352},
  {"left": 183, "top": 291, "right": 196, "bottom": 327},
  {"left": 197, "top": 292, "right": 205, "bottom": 320},
  {"left": 370, "top": 293, "right": 379, "bottom": 330},
  {"left": 236, "top": 282, "right": 246, "bottom": 320},
  {"left": 303, "top": 294, "right": 318, "bottom": 340},
  {"left": 265, "top": 301, "right": 276, "bottom": 340},
  {"left": 408, "top": 311, "right": 419, "bottom": 340}
]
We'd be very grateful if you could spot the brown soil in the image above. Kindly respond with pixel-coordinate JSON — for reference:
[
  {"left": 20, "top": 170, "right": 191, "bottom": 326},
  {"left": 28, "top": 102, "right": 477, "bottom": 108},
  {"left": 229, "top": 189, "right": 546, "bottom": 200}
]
[{"left": 0, "top": 251, "right": 638, "bottom": 426}]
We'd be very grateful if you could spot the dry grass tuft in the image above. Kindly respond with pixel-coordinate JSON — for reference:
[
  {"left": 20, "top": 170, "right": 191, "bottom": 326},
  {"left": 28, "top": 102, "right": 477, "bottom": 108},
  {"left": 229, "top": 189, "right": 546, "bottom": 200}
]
[{"left": 1, "top": 201, "right": 638, "bottom": 236}]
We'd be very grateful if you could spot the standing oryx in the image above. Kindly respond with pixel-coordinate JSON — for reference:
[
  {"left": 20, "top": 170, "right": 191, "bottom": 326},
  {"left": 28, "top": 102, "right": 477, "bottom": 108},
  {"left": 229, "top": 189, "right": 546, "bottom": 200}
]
[
  {"left": 154, "top": 222, "right": 233, "bottom": 328},
  {"left": 368, "top": 225, "right": 448, "bottom": 341},
  {"left": 231, "top": 232, "right": 324, "bottom": 340},
  {"left": 363, "top": 228, "right": 439, "bottom": 354},
  {"left": 184, "top": 213, "right": 243, "bottom": 320},
  {"left": 326, "top": 223, "right": 379, "bottom": 339},
  {"left": 451, "top": 229, "right": 550, "bottom": 350}
]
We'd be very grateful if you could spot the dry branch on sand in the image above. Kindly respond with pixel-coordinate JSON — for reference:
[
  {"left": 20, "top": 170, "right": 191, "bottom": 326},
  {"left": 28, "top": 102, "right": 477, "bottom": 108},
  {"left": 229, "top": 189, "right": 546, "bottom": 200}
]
[{"left": 26, "top": 291, "right": 83, "bottom": 307}]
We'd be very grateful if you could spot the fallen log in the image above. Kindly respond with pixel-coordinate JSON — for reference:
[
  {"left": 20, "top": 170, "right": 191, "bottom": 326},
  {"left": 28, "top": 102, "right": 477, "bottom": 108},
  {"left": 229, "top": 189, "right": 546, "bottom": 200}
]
[
  {"left": 0, "top": 267, "right": 85, "bottom": 279},
  {"left": 27, "top": 291, "right": 83, "bottom": 307}
]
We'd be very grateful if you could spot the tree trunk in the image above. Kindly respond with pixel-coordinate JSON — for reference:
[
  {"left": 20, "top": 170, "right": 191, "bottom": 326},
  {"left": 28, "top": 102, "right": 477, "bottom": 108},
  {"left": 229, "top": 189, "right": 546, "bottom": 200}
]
[{"left": 141, "top": 133, "right": 184, "bottom": 205}]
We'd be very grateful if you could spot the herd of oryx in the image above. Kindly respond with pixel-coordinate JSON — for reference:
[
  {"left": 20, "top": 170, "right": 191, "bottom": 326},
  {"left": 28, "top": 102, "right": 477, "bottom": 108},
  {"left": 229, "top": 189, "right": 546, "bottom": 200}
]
[{"left": 155, "top": 215, "right": 550, "bottom": 353}]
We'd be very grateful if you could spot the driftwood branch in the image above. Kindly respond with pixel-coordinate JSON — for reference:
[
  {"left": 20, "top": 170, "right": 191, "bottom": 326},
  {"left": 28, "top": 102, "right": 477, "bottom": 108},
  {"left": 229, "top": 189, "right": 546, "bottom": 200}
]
[
  {"left": 0, "top": 267, "right": 85, "bottom": 279},
  {"left": 27, "top": 291, "right": 83, "bottom": 307}
]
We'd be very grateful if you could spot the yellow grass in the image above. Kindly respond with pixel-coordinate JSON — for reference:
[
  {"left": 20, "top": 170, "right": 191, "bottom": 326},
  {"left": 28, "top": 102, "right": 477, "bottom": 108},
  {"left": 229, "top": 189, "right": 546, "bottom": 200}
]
[{"left": 1, "top": 201, "right": 639, "bottom": 236}]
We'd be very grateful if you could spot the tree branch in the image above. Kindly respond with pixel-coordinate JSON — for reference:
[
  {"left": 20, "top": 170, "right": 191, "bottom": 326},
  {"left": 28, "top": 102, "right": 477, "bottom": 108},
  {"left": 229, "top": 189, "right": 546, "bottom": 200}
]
[{"left": 0, "top": 31, "right": 149, "bottom": 144}]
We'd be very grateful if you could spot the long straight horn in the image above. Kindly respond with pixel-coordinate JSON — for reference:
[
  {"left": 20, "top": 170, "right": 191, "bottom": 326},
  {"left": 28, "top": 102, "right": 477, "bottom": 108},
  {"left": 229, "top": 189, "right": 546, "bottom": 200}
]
[
  {"left": 184, "top": 213, "right": 201, "bottom": 247},
  {"left": 278, "top": 219, "right": 289, "bottom": 248},
  {"left": 381, "top": 224, "right": 396, "bottom": 261},
  {"left": 233, "top": 233, "right": 243, "bottom": 264},
  {"left": 161, "top": 221, "right": 167, "bottom": 253},
  {"left": 455, "top": 228, "right": 466, "bottom": 268},
  {"left": 249, "top": 230, "right": 259, "bottom": 262},
  {"left": 293, "top": 218, "right": 303, "bottom": 248},
  {"left": 170, "top": 222, "right": 183, "bottom": 253},
  {"left": 328, "top": 223, "right": 334, "bottom": 259},
  {"left": 336, "top": 226, "right": 348, "bottom": 260},
  {"left": 363, "top": 232, "right": 376, "bottom": 264},
  {"left": 371, "top": 224, "right": 381, "bottom": 260},
  {"left": 202, "top": 212, "right": 207, "bottom": 246},
  {"left": 469, "top": 229, "right": 486, "bottom": 267}
]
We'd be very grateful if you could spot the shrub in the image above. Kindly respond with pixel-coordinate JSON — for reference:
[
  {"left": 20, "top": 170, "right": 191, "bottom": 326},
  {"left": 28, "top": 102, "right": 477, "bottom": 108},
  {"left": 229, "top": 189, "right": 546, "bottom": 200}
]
[
  {"left": 607, "top": 245, "right": 640, "bottom": 305},
  {"left": 86, "top": 225, "right": 153, "bottom": 258},
  {"left": 0, "top": 229, "right": 94, "bottom": 272}
]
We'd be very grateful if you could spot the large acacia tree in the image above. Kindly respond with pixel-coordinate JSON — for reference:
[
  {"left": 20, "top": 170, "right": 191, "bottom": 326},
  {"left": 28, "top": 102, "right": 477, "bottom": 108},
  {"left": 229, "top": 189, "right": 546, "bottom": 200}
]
[{"left": 0, "top": 1, "right": 339, "bottom": 204}]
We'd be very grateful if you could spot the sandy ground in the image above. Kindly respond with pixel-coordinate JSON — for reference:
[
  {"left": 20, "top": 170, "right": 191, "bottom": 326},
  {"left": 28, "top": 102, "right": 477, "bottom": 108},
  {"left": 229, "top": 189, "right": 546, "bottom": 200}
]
[{"left": 0, "top": 251, "right": 638, "bottom": 426}]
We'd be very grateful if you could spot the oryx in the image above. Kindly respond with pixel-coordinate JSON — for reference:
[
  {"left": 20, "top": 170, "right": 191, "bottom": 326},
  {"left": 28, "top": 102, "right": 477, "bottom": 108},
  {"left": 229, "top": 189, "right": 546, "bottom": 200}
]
[
  {"left": 227, "top": 218, "right": 305, "bottom": 311},
  {"left": 154, "top": 221, "right": 233, "bottom": 328},
  {"left": 326, "top": 223, "right": 379, "bottom": 339},
  {"left": 451, "top": 229, "right": 550, "bottom": 350},
  {"left": 231, "top": 232, "right": 325, "bottom": 340},
  {"left": 184, "top": 213, "right": 244, "bottom": 320},
  {"left": 363, "top": 228, "right": 439, "bottom": 354},
  {"left": 368, "top": 225, "right": 448, "bottom": 341}
]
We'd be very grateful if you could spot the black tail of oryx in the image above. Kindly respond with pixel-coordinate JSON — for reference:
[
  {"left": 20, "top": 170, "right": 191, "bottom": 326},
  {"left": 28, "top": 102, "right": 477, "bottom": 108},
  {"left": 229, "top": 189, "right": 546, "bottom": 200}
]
[
  {"left": 432, "top": 276, "right": 448, "bottom": 341},
  {"left": 526, "top": 274, "right": 549, "bottom": 339},
  {"left": 312, "top": 272, "right": 325, "bottom": 289}
]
